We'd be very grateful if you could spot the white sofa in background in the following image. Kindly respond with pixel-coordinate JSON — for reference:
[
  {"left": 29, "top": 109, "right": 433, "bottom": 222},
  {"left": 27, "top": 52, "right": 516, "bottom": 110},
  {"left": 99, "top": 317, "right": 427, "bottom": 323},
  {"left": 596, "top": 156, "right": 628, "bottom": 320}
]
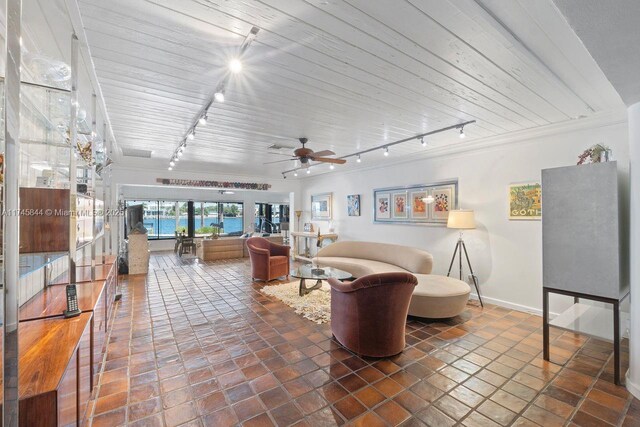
[{"left": 316, "top": 241, "right": 470, "bottom": 318}]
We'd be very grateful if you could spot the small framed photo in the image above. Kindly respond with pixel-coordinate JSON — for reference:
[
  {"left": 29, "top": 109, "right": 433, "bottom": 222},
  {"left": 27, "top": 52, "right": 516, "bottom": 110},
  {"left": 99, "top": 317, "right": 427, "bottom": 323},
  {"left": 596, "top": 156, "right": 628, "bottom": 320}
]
[
  {"left": 347, "top": 194, "right": 361, "bottom": 216},
  {"left": 303, "top": 223, "right": 314, "bottom": 232},
  {"left": 311, "top": 192, "right": 332, "bottom": 220}
]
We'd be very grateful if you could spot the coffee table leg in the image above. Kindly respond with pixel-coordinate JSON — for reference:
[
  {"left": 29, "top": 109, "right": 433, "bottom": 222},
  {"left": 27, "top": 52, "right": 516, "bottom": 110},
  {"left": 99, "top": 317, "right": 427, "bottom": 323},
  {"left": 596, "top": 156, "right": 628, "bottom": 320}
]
[{"left": 299, "top": 278, "right": 323, "bottom": 296}]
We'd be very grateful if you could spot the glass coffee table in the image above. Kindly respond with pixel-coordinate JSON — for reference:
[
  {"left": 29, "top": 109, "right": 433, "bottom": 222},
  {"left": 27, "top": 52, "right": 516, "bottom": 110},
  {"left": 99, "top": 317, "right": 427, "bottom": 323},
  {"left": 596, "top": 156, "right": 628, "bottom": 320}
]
[{"left": 290, "top": 264, "right": 352, "bottom": 296}]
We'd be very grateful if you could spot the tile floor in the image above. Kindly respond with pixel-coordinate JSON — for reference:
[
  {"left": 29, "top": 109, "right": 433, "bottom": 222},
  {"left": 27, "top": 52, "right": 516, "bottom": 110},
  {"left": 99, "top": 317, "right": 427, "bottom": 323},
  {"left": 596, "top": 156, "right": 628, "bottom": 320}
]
[{"left": 85, "top": 253, "right": 639, "bottom": 426}]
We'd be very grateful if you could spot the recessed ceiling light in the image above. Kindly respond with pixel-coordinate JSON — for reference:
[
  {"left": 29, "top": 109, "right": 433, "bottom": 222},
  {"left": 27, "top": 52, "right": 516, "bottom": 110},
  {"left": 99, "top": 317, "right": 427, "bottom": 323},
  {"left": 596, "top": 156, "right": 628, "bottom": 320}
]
[{"left": 229, "top": 58, "right": 242, "bottom": 73}]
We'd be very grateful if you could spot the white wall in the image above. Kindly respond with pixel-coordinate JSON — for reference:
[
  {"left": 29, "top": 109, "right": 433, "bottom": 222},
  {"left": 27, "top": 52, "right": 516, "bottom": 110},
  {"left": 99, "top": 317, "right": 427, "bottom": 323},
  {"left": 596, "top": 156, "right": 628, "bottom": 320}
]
[{"left": 300, "top": 115, "right": 629, "bottom": 315}]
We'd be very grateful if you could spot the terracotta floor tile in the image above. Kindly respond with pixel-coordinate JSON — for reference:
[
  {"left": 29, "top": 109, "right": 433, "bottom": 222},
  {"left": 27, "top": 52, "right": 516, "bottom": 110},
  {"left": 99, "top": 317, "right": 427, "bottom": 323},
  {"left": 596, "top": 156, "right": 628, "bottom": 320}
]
[
  {"left": 374, "top": 399, "right": 411, "bottom": 425},
  {"left": 354, "top": 386, "right": 386, "bottom": 408},
  {"left": 269, "top": 401, "right": 304, "bottom": 425},
  {"left": 334, "top": 395, "right": 367, "bottom": 420},
  {"left": 90, "top": 408, "right": 127, "bottom": 427},
  {"left": 233, "top": 396, "right": 266, "bottom": 422},
  {"left": 295, "top": 391, "right": 327, "bottom": 415},
  {"left": 79, "top": 255, "right": 634, "bottom": 427}
]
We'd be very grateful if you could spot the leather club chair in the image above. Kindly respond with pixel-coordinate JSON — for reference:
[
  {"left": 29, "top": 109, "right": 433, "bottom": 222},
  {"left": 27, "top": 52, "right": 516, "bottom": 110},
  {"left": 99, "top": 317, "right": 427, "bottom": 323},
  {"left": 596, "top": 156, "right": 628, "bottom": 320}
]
[
  {"left": 246, "top": 237, "right": 291, "bottom": 281},
  {"left": 328, "top": 272, "right": 418, "bottom": 357}
]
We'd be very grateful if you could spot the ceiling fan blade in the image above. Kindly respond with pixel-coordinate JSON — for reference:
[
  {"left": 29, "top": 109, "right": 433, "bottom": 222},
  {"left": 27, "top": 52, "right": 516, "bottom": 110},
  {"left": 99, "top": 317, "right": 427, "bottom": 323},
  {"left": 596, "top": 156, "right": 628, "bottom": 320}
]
[
  {"left": 268, "top": 152, "right": 298, "bottom": 158},
  {"left": 263, "top": 158, "right": 297, "bottom": 165},
  {"left": 309, "top": 150, "right": 335, "bottom": 157},
  {"left": 312, "top": 157, "right": 346, "bottom": 164}
]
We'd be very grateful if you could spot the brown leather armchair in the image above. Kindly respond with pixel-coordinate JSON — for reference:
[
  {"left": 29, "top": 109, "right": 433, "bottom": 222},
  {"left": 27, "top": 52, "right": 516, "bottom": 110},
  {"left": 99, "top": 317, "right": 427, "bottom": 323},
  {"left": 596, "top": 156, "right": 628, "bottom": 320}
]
[
  {"left": 328, "top": 272, "right": 418, "bottom": 357},
  {"left": 246, "top": 237, "right": 291, "bottom": 281}
]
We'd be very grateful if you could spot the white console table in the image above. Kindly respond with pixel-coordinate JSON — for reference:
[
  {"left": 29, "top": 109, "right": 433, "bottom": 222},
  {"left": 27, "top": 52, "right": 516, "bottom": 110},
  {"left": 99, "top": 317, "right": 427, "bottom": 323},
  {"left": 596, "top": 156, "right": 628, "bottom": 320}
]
[{"left": 291, "top": 231, "right": 338, "bottom": 262}]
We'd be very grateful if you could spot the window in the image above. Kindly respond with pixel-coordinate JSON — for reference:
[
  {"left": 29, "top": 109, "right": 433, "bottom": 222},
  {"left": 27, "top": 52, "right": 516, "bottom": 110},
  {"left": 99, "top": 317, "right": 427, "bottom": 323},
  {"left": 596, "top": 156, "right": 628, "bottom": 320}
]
[{"left": 125, "top": 200, "right": 244, "bottom": 239}]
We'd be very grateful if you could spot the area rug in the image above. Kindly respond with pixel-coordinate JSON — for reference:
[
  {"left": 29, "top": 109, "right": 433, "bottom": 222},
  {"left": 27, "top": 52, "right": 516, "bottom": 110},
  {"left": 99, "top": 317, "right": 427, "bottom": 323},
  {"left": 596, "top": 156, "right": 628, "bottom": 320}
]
[{"left": 260, "top": 280, "right": 331, "bottom": 324}]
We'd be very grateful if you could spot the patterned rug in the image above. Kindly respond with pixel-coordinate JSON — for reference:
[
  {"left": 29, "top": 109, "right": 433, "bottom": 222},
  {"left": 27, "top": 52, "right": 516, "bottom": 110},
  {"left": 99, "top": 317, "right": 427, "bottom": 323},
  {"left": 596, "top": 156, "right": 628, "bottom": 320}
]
[{"left": 260, "top": 280, "right": 331, "bottom": 324}]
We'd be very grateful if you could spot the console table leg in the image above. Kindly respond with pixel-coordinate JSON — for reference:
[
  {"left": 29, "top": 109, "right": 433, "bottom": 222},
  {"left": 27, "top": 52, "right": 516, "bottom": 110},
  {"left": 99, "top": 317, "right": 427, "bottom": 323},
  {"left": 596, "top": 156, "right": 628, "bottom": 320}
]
[
  {"left": 614, "top": 300, "right": 621, "bottom": 385},
  {"left": 543, "top": 288, "right": 550, "bottom": 361}
]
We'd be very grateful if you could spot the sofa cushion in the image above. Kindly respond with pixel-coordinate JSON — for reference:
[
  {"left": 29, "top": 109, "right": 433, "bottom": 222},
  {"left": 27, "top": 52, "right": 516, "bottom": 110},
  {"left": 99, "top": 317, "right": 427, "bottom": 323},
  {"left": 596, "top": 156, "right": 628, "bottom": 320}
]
[
  {"left": 316, "top": 241, "right": 432, "bottom": 274},
  {"left": 316, "top": 257, "right": 409, "bottom": 278}
]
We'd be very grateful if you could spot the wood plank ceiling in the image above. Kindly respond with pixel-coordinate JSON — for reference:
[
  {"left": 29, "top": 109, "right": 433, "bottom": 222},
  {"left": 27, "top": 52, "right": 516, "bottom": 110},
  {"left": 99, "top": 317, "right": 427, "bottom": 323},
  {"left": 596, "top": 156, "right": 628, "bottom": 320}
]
[{"left": 77, "top": 0, "right": 623, "bottom": 176}]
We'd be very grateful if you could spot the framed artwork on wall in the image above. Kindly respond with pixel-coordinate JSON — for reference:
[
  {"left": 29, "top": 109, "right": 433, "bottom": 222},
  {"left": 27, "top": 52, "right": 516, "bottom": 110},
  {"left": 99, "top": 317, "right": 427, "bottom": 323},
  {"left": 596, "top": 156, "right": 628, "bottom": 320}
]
[
  {"left": 410, "top": 190, "right": 428, "bottom": 218},
  {"left": 509, "top": 182, "right": 542, "bottom": 220},
  {"left": 311, "top": 192, "right": 332, "bottom": 220},
  {"left": 392, "top": 192, "right": 408, "bottom": 218},
  {"left": 430, "top": 185, "right": 454, "bottom": 223},
  {"left": 373, "top": 180, "right": 458, "bottom": 225},
  {"left": 376, "top": 193, "right": 391, "bottom": 219},
  {"left": 347, "top": 194, "right": 360, "bottom": 216}
]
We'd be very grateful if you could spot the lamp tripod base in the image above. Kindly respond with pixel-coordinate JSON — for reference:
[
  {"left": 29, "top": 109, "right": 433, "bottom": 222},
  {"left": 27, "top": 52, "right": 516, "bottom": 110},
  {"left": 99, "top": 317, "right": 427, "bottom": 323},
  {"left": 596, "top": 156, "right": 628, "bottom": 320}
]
[{"left": 447, "top": 237, "right": 484, "bottom": 307}]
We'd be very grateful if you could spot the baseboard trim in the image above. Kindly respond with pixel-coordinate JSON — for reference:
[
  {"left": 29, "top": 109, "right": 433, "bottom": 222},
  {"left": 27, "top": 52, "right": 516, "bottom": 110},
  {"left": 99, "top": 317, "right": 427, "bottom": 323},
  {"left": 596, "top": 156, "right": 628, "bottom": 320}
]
[
  {"left": 469, "top": 293, "right": 560, "bottom": 318},
  {"left": 626, "top": 372, "right": 640, "bottom": 399}
]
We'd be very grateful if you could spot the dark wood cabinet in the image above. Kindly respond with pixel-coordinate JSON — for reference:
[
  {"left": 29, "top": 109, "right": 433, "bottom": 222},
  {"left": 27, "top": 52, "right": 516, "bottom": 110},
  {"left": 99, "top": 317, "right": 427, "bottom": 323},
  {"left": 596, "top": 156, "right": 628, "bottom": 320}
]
[{"left": 19, "top": 188, "right": 70, "bottom": 253}]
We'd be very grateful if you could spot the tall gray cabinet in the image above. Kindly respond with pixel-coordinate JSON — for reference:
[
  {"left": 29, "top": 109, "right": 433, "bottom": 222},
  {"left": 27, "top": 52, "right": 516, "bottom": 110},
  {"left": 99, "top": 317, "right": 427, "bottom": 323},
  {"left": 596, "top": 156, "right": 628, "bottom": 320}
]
[{"left": 541, "top": 161, "right": 629, "bottom": 385}]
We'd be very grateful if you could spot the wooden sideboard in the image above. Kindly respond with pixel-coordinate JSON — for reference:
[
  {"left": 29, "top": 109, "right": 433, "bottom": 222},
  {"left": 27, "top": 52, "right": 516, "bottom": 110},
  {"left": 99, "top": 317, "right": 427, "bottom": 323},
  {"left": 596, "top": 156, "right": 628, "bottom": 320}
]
[
  {"left": 5, "top": 257, "right": 118, "bottom": 426},
  {"left": 196, "top": 235, "right": 284, "bottom": 261}
]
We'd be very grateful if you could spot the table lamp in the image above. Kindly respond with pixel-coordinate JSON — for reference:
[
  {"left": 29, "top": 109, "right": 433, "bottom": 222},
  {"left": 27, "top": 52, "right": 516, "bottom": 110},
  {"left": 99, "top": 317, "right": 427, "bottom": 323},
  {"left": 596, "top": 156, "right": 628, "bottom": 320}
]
[{"left": 446, "top": 210, "right": 483, "bottom": 307}]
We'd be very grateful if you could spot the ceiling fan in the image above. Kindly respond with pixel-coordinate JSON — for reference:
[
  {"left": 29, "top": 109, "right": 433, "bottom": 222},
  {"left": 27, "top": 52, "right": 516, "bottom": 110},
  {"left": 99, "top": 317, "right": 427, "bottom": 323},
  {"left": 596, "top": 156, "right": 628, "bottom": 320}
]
[{"left": 264, "top": 138, "right": 346, "bottom": 166}]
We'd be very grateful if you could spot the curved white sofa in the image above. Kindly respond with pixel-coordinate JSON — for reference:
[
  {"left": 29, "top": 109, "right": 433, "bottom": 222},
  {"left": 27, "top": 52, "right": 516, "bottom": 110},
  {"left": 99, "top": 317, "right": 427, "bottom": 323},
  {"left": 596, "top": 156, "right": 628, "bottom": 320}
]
[{"left": 316, "top": 241, "right": 470, "bottom": 318}]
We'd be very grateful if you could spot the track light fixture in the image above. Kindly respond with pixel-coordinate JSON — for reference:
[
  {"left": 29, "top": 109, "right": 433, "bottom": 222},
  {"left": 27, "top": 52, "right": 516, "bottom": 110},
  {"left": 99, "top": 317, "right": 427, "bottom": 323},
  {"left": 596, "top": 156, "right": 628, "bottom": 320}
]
[
  {"left": 329, "top": 164, "right": 335, "bottom": 170},
  {"left": 169, "top": 27, "right": 260, "bottom": 170},
  {"left": 177, "top": 151, "right": 183, "bottom": 157},
  {"left": 306, "top": 167, "right": 311, "bottom": 174},
  {"left": 459, "top": 126, "right": 465, "bottom": 139},
  {"left": 169, "top": 160, "right": 175, "bottom": 167},
  {"left": 384, "top": 147, "right": 389, "bottom": 156},
  {"left": 420, "top": 137, "right": 427, "bottom": 147},
  {"left": 168, "top": 166, "right": 173, "bottom": 171},
  {"left": 294, "top": 171, "right": 298, "bottom": 177},
  {"left": 229, "top": 58, "right": 242, "bottom": 73},
  {"left": 283, "top": 173, "right": 287, "bottom": 179},
  {"left": 356, "top": 154, "right": 361, "bottom": 163},
  {"left": 174, "top": 156, "right": 179, "bottom": 162}
]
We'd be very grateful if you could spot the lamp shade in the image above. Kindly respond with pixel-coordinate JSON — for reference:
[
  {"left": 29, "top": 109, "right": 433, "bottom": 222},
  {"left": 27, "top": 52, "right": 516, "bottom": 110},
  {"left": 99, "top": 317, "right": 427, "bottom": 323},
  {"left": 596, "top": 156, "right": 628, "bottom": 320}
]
[{"left": 447, "top": 209, "right": 476, "bottom": 229}]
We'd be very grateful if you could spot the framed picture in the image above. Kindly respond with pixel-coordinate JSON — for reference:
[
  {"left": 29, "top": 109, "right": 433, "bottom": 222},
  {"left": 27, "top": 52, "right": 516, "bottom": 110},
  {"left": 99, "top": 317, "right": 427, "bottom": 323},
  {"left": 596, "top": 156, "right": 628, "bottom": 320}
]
[
  {"left": 509, "top": 182, "right": 542, "bottom": 220},
  {"left": 392, "top": 192, "right": 408, "bottom": 218},
  {"left": 347, "top": 194, "right": 361, "bottom": 216},
  {"left": 410, "top": 190, "right": 428, "bottom": 218},
  {"left": 311, "top": 192, "right": 332, "bottom": 220},
  {"left": 375, "top": 193, "right": 391, "bottom": 219},
  {"left": 430, "top": 186, "right": 454, "bottom": 222},
  {"left": 373, "top": 180, "right": 458, "bottom": 225}
]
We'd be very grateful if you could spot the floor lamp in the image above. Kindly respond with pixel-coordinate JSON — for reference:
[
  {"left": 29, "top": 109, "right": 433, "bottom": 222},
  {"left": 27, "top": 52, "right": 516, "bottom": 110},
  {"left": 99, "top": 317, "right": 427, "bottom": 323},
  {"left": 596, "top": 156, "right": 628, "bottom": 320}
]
[{"left": 446, "top": 210, "right": 484, "bottom": 307}]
